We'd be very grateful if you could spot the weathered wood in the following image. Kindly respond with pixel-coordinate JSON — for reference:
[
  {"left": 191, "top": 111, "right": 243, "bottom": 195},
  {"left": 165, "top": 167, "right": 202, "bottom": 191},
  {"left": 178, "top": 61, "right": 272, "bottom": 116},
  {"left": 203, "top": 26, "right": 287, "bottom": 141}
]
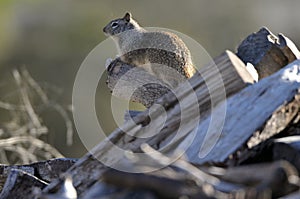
[
  {"left": 247, "top": 92, "right": 300, "bottom": 148},
  {"left": 278, "top": 33, "right": 300, "bottom": 62},
  {"left": 81, "top": 144, "right": 227, "bottom": 199},
  {"left": 80, "top": 182, "right": 136, "bottom": 199},
  {"left": 43, "top": 50, "right": 254, "bottom": 196},
  {"left": 0, "top": 158, "right": 76, "bottom": 187},
  {"left": 203, "top": 160, "right": 298, "bottom": 198},
  {"left": 106, "top": 58, "right": 171, "bottom": 108},
  {"left": 0, "top": 158, "right": 76, "bottom": 199},
  {"left": 237, "top": 27, "right": 300, "bottom": 79},
  {"left": 0, "top": 169, "right": 47, "bottom": 199},
  {"left": 181, "top": 59, "right": 300, "bottom": 164},
  {"left": 273, "top": 136, "right": 300, "bottom": 172},
  {"left": 273, "top": 106, "right": 300, "bottom": 137},
  {"left": 235, "top": 136, "right": 300, "bottom": 172},
  {"left": 37, "top": 175, "right": 77, "bottom": 199},
  {"left": 102, "top": 169, "right": 214, "bottom": 199},
  {"left": 84, "top": 147, "right": 299, "bottom": 199},
  {"left": 226, "top": 92, "right": 300, "bottom": 166}
]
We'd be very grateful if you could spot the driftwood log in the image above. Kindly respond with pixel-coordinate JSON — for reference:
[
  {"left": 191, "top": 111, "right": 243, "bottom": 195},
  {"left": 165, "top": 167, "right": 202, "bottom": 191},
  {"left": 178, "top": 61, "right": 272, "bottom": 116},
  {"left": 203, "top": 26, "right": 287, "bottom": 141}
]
[{"left": 0, "top": 27, "right": 300, "bottom": 199}]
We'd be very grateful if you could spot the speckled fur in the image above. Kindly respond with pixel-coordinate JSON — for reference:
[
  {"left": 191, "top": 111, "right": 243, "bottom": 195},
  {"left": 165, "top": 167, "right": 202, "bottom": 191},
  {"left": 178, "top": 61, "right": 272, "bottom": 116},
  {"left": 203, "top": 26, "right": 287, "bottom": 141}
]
[{"left": 103, "top": 12, "right": 196, "bottom": 79}]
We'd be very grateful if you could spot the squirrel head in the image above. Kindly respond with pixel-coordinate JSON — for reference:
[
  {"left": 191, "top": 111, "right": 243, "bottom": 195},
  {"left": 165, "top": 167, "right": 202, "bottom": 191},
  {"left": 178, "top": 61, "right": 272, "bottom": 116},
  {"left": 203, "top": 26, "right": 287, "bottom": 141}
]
[{"left": 103, "top": 12, "right": 141, "bottom": 36}]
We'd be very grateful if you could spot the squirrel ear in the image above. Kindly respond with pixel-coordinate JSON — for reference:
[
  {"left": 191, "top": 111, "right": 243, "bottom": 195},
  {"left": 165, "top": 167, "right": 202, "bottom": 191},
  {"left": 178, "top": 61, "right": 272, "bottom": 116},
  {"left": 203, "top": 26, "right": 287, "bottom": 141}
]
[{"left": 123, "top": 12, "right": 131, "bottom": 22}]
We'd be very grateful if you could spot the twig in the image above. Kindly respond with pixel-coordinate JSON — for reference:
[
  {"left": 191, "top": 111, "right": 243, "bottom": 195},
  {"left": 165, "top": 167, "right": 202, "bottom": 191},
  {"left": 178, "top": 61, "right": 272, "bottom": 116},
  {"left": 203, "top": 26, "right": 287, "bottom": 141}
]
[
  {"left": 12, "top": 69, "right": 43, "bottom": 131},
  {"left": 0, "top": 101, "right": 26, "bottom": 111},
  {"left": 20, "top": 67, "right": 49, "bottom": 104},
  {"left": 0, "top": 136, "right": 63, "bottom": 158},
  {"left": 51, "top": 104, "right": 74, "bottom": 146},
  {"left": 20, "top": 68, "right": 73, "bottom": 145}
]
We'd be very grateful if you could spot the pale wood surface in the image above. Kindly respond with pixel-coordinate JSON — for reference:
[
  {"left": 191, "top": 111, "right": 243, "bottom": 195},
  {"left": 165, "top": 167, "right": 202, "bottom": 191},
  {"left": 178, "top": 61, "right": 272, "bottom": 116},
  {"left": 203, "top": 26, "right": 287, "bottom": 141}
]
[{"left": 183, "top": 59, "right": 300, "bottom": 164}]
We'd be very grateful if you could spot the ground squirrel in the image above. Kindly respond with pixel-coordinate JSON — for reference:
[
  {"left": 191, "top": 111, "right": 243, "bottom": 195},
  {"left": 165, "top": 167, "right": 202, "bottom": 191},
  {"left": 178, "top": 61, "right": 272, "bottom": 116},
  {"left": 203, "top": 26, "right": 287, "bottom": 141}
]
[{"left": 103, "top": 12, "right": 196, "bottom": 87}]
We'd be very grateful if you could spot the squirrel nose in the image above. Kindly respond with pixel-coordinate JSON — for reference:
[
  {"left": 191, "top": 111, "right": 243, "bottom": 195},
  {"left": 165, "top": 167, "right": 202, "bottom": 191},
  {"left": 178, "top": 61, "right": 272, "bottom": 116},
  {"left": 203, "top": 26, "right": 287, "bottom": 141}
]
[{"left": 103, "top": 27, "right": 106, "bottom": 33}]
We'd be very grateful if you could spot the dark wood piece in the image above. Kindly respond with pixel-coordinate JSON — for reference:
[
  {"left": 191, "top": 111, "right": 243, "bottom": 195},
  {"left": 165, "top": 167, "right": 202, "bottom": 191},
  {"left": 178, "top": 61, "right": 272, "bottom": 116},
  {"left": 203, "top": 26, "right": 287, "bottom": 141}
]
[
  {"left": 237, "top": 27, "right": 300, "bottom": 79},
  {"left": 0, "top": 169, "right": 47, "bottom": 199}
]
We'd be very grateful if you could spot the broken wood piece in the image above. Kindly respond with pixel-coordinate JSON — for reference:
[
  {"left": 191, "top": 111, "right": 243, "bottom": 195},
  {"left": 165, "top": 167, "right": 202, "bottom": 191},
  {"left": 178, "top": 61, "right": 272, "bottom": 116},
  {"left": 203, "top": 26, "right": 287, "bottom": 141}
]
[
  {"left": 199, "top": 161, "right": 299, "bottom": 197},
  {"left": 102, "top": 169, "right": 214, "bottom": 199},
  {"left": 215, "top": 161, "right": 299, "bottom": 198},
  {"left": 272, "top": 136, "right": 300, "bottom": 173},
  {"left": 82, "top": 180, "right": 163, "bottom": 199},
  {"left": 39, "top": 174, "right": 77, "bottom": 199},
  {"left": 230, "top": 136, "right": 300, "bottom": 170},
  {"left": 106, "top": 58, "right": 171, "bottom": 108},
  {"left": 182, "top": 59, "right": 300, "bottom": 164},
  {"left": 226, "top": 92, "right": 300, "bottom": 166},
  {"left": 0, "top": 158, "right": 76, "bottom": 187},
  {"left": 0, "top": 169, "right": 47, "bottom": 199},
  {"left": 246, "top": 92, "right": 300, "bottom": 148},
  {"left": 44, "top": 50, "right": 254, "bottom": 196},
  {"left": 272, "top": 105, "right": 300, "bottom": 138},
  {"left": 278, "top": 33, "right": 300, "bottom": 62},
  {"left": 237, "top": 27, "right": 300, "bottom": 79}
]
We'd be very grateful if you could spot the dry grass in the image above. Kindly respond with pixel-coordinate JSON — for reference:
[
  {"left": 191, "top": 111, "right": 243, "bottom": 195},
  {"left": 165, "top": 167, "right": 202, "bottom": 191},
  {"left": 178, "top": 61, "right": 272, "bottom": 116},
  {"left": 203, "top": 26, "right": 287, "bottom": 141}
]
[{"left": 0, "top": 68, "right": 73, "bottom": 164}]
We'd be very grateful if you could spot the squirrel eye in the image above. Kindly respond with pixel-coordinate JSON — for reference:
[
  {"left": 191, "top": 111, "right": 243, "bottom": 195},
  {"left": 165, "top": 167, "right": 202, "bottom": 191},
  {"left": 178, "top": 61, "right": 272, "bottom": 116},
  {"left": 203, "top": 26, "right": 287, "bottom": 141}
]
[{"left": 111, "top": 22, "right": 119, "bottom": 29}]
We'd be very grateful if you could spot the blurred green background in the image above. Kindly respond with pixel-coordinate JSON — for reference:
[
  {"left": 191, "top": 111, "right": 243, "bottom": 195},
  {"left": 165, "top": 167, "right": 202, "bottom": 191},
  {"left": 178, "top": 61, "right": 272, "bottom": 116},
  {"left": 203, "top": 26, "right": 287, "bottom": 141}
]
[{"left": 0, "top": 0, "right": 299, "bottom": 158}]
